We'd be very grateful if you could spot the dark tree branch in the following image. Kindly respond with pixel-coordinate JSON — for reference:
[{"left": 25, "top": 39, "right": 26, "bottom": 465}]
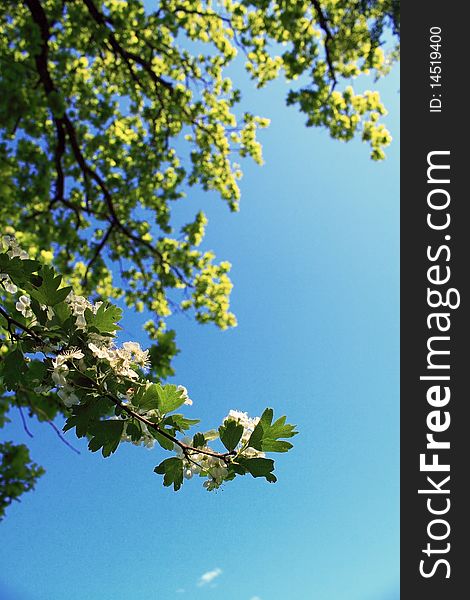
[
  {"left": 16, "top": 403, "right": 33, "bottom": 438},
  {"left": 312, "top": 0, "right": 338, "bottom": 88},
  {"left": 82, "top": 0, "right": 173, "bottom": 92},
  {"left": 53, "top": 119, "right": 65, "bottom": 204},
  {"left": 0, "top": 305, "right": 44, "bottom": 345},
  {"left": 105, "top": 392, "right": 235, "bottom": 463},
  {"left": 82, "top": 223, "right": 114, "bottom": 287}
]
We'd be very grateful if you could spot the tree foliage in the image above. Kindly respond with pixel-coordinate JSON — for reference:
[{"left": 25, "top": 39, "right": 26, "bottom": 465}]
[{"left": 0, "top": 0, "right": 399, "bottom": 517}]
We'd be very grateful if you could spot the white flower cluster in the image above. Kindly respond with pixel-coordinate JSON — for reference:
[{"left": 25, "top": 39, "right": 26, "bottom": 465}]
[
  {"left": 0, "top": 237, "right": 44, "bottom": 320},
  {"left": 225, "top": 410, "right": 265, "bottom": 459},
  {"left": 51, "top": 348, "right": 84, "bottom": 407},
  {"left": 66, "top": 292, "right": 102, "bottom": 330},
  {"left": 175, "top": 438, "right": 229, "bottom": 490},
  {"left": 226, "top": 409, "right": 259, "bottom": 438},
  {"left": 0, "top": 274, "right": 17, "bottom": 294},
  {"left": 120, "top": 420, "right": 155, "bottom": 449},
  {"left": 2, "top": 235, "right": 29, "bottom": 260},
  {"left": 15, "top": 294, "right": 33, "bottom": 318},
  {"left": 88, "top": 340, "right": 150, "bottom": 381},
  {"left": 1, "top": 235, "right": 29, "bottom": 297}
]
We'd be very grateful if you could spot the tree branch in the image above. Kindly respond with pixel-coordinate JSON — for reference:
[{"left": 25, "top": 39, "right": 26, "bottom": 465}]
[
  {"left": 16, "top": 402, "right": 33, "bottom": 438},
  {"left": 104, "top": 392, "right": 234, "bottom": 463},
  {"left": 82, "top": 0, "right": 173, "bottom": 92},
  {"left": 0, "top": 305, "right": 44, "bottom": 345},
  {"left": 82, "top": 223, "right": 114, "bottom": 287},
  {"left": 312, "top": 0, "right": 338, "bottom": 88},
  {"left": 1, "top": 303, "right": 232, "bottom": 463}
]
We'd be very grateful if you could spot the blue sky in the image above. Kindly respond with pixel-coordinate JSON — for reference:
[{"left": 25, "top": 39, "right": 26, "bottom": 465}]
[{"left": 0, "top": 56, "right": 399, "bottom": 600}]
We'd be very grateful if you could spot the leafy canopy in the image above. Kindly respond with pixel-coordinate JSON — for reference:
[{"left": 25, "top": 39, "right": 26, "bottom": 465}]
[{"left": 0, "top": 0, "right": 399, "bottom": 368}]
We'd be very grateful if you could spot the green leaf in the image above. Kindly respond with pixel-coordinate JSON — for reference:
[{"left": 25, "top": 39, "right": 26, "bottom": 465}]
[
  {"left": 85, "top": 302, "right": 122, "bottom": 333},
  {"left": 247, "top": 420, "right": 264, "bottom": 451},
  {"left": 158, "top": 384, "right": 187, "bottom": 413},
  {"left": 148, "top": 329, "right": 179, "bottom": 379},
  {"left": 248, "top": 408, "right": 297, "bottom": 453},
  {"left": 154, "top": 457, "right": 184, "bottom": 491},
  {"left": 228, "top": 462, "right": 247, "bottom": 476},
  {"left": 0, "top": 441, "right": 45, "bottom": 520},
  {"left": 126, "top": 421, "right": 142, "bottom": 442},
  {"left": 88, "top": 420, "right": 124, "bottom": 457},
  {"left": 24, "top": 360, "right": 47, "bottom": 386},
  {"left": 161, "top": 414, "right": 200, "bottom": 432},
  {"left": 29, "top": 297, "right": 47, "bottom": 324},
  {"left": 149, "top": 430, "right": 175, "bottom": 451},
  {"left": 19, "top": 390, "right": 60, "bottom": 422},
  {"left": 237, "top": 457, "right": 277, "bottom": 483},
  {"left": 0, "top": 350, "right": 27, "bottom": 390},
  {"left": 27, "top": 265, "right": 72, "bottom": 306},
  {"left": 219, "top": 419, "right": 243, "bottom": 452},
  {"left": 52, "top": 301, "right": 72, "bottom": 324},
  {"left": 47, "top": 90, "right": 66, "bottom": 117},
  {"left": 134, "top": 383, "right": 185, "bottom": 414},
  {"left": 63, "top": 397, "right": 113, "bottom": 438},
  {"left": 192, "top": 432, "right": 205, "bottom": 448},
  {"left": 203, "top": 429, "right": 219, "bottom": 441},
  {"left": 134, "top": 383, "right": 159, "bottom": 411},
  {"left": 0, "top": 254, "right": 40, "bottom": 286},
  {"left": 261, "top": 440, "right": 293, "bottom": 452}
]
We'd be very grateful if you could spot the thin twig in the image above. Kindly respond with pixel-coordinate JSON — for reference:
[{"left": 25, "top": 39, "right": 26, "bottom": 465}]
[
  {"left": 47, "top": 419, "right": 81, "bottom": 454},
  {"left": 17, "top": 403, "right": 34, "bottom": 438},
  {"left": 23, "top": 394, "right": 81, "bottom": 455},
  {"left": 105, "top": 393, "right": 235, "bottom": 463},
  {"left": 0, "top": 305, "right": 44, "bottom": 344},
  {"left": 82, "top": 223, "right": 114, "bottom": 287}
]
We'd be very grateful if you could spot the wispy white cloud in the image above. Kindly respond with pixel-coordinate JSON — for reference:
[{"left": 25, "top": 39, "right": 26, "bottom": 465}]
[
  {"left": 250, "top": 596, "right": 262, "bottom": 600},
  {"left": 197, "top": 568, "right": 223, "bottom": 587}
]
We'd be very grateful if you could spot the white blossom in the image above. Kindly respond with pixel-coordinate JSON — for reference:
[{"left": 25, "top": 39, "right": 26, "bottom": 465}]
[
  {"left": 184, "top": 468, "right": 194, "bottom": 480},
  {"left": 121, "top": 341, "right": 150, "bottom": 368},
  {"left": 51, "top": 352, "right": 82, "bottom": 407},
  {"left": 88, "top": 340, "right": 148, "bottom": 380},
  {"left": 57, "top": 385, "right": 80, "bottom": 407},
  {"left": 175, "top": 439, "right": 229, "bottom": 490},
  {"left": 66, "top": 293, "right": 94, "bottom": 330},
  {"left": 177, "top": 385, "right": 193, "bottom": 406},
  {"left": 120, "top": 421, "right": 155, "bottom": 449},
  {"left": 3, "top": 236, "right": 29, "bottom": 260},
  {"left": 52, "top": 363, "right": 68, "bottom": 387},
  {"left": 40, "top": 303, "right": 55, "bottom": 320},
  {"left": 88, "top": 342, "right": 111, "bottom": 360},
  {"left": 15, "top": 294, "right": 33, "bottom": 318},
  {"left": 88, "top": 332, "right": 113, "bottom": 347},
  {"left": 0, "top": 273, "right": 18, "bottom": 294},
  {"left": 225, "top": 409, "right": 265, "bottom": 458},
  {"left": 226, "top": 409, "right": 260, "bottom": 441},
  {"left": 55, "top": 348, "right": 84, "bottom": 365}
]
